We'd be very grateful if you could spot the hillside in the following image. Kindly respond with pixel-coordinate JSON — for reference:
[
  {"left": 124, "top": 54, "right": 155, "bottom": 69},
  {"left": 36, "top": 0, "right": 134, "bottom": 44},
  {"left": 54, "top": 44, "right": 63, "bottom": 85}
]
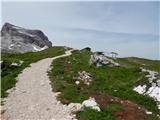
[
  {"left": 1, "top": 48, "right": 160, "bottom": 120},
  {"left": 49, "top": 50, "right": 160, "bottom": 120}
]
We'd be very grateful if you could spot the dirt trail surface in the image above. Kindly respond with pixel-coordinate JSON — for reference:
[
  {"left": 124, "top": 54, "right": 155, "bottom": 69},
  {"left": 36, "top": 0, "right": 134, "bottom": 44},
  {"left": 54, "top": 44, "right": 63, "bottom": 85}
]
[{"left": 2, "top": 50, "right": 76, "bottom": 120}]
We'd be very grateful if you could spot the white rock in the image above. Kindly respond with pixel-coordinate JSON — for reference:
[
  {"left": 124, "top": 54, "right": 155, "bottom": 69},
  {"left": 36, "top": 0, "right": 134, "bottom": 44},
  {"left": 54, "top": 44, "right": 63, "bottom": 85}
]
[
  {"left": 89, "top": 54, "right": 120, "bottom": 67},
  {"left": 86, "top": 82, "right": 90, "bottom": 86},
  {"left": 0, "top": 60, "right": 3, "bottom": 64},
  {"left": 92, "top": 106, "right": 101, "bottom": 112},
  {"left": 152, "top": 82, "right": 156, "bottom": 87},
  {"left": 82, "top": 98, "right": 97, "bottom": 107},
  {"left": 75, "top": 81, "right": 80, "bottom": 85},
  {"left": 146, "top": 86, "right": 160, "bottom": 102},
  {"left": 68, "top": 103, "right": 83, "bottom": 113},
  {"left": 140, "top": 67, "right": 147, "bottom": 72},
  {"left": 146, "top": 111, "right": 152, "bottom": 115},
  {"left": 82, "top": 97, "right": 100, "bottom": 112},
  {"left": 10, "top": 62, "right": 19, "bottom": 67},
  {"left": 134, "top": 67, "right": 160, "bottom": 109},
  {"left": 77, "top": 71, "right": 92, "bottom": 85},
  {"left": 133, "top": 85, "right": 146, "bottom": 94}
]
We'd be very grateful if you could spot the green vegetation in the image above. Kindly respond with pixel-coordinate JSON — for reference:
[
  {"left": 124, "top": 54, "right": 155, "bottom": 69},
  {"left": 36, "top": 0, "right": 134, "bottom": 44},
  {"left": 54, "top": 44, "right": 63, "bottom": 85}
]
[
  {"left": 49, "top": 50, "right": 160, "bottom": 120},
  {"left": 1, "top": 47, "right": 65, "bottom": 98},
  {"left": 77, "top": 103, "right": 123, "bottom": 120},
  {"left": 2, "top": 47, "right": 160, "bottom": 119},
  {"left": 117, "top": 57, "right": 160, "bottom": 72},
  {"left": 77, "top": 107, "right": 116, "bottom": 120}
]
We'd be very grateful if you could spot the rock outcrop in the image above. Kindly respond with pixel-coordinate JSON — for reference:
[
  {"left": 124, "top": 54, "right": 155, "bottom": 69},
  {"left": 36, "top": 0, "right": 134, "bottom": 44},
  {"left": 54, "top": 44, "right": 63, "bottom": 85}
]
[
  {"left": 82, "top": 97, "right": 101, "bottom": 111},
  {"left": 89, "top": 53, "right": 120, "bottom": 67},
  {"left": 67, "top": 97, "right": 100, "bottom": 113},
  {"left": 1, "top": 22, "right": 52, "bottom": 53},
  {"left": 133, "top": 67, "right": 160, "bottom": 109}
]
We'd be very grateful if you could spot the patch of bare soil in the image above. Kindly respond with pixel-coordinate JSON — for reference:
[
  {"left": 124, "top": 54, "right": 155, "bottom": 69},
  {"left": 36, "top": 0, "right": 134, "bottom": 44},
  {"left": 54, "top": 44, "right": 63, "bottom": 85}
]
[{"left": 92, "top": 94, "right": 146, "bottom": 120}]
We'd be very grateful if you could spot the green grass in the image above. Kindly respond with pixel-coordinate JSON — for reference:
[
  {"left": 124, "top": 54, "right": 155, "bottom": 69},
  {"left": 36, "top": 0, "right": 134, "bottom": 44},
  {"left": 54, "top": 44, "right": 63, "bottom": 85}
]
[
  {"left": 49, "top": 50, "right": 160, "bottom": 120},
  {"left": 76, "top": 107, "right": 116, "bottom": 120},
  {"left": 2, "top": 48, "right": 160, "bottom": 119},
  {"left": 76, "top": 102, "right": 123, "bottom": 120},
  {"left": 1, "top": 47, "right": 65, "bottom": 98},
  {"left": 117, "top": 57, "right": 160, "bottom": 72}
]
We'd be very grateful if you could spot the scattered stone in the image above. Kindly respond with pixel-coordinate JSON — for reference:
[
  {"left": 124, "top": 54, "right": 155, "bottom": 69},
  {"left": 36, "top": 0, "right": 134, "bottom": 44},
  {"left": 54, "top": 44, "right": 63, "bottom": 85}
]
[
  {"left": 76, "top": 71, "right": 92, "bottom": 85},
  {"left": 86, "top": 82, "right": 90, "bottom": 86},
  {"left": 75, "top": 81, "right": 80, "bottom": 85},
  {"left": 68, "top": 103, "right": 83, "bottom": 113},
  {"left": 133, "top": 67, "right": 160, "bottom": 109},
  {"left": 133, "top": 85, "right": 146, "bottom": 94},
  {"left": 140, "top": 67, "right": 159, "bottom": 82},
  {"left": 146, "top": 86, "right": 160, "bottom": 102},
  {"left": 82, "top": 97, "right": 101, "bottom": 111},
  {"left": 146, "top": 111, "right": 152, "bottom": 115},
  {"left": 10, "top": 62, "right": 19, "bottom": 67},
  {"left": 10, "top": 60, "right": 24, "bottom": 67},
  {"left": 89, "top": 53, "right": 120, "bottom": 68}
]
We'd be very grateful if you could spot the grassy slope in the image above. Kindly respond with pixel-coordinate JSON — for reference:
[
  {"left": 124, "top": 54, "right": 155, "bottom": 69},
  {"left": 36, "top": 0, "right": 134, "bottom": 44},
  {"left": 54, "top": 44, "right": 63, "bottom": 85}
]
[
  {"left": 117, "top": 57, "right": 160, "bottom": 72},
  {"left": 1, "top": 47, "right": 65, "bottom": 98},
  {"left": 49, "top": 50, "right": 160, "bottom": 120}
]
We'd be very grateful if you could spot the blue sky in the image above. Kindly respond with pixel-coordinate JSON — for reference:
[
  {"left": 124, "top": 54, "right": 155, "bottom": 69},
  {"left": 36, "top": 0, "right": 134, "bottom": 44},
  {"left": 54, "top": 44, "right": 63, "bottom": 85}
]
[{"left": 1, "top": 1, "right": 159, "bottom": 59}]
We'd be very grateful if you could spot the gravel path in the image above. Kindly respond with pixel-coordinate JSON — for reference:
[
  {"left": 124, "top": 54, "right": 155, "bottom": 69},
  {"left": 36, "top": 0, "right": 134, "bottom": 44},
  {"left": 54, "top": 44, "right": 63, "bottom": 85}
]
[{"left": 2, "top": 50, "right": 76, "bottom": 120}]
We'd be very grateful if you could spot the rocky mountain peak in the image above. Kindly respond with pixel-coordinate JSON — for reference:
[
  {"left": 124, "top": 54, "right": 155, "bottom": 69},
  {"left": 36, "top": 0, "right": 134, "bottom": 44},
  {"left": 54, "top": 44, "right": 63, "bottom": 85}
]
[{"left": 1, "top": 22, "right": 52, "bottom": 53}]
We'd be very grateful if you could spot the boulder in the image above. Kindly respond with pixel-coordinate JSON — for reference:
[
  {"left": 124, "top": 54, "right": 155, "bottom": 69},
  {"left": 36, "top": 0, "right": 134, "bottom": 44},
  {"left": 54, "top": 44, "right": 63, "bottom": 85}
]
[
  {"left": 1, "top": 22, "right": 52, "bottom": 53},
  {"left": 67, "top": 97, "right": 101, "bottom": 113},
  {"left": 82, "top": 97, "right": 101, "bottom": 111},
  {"left": 89, "top": 53, "right": 120, "bottom": 67},
  {"left": 68, "top": 103, "right": 83, "bottom": 113}
]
